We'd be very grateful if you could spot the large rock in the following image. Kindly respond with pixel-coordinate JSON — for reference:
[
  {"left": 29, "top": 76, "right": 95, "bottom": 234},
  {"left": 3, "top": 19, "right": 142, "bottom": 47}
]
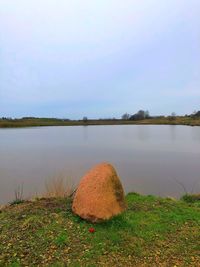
[{"left": 72, "top": 162, "right": 126, "bottom": 223}]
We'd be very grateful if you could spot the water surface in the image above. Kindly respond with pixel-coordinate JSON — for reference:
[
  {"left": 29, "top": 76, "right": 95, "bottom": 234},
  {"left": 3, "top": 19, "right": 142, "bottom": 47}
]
[{"left": 0, "top": 125, "right": 200, "bottom": 204}]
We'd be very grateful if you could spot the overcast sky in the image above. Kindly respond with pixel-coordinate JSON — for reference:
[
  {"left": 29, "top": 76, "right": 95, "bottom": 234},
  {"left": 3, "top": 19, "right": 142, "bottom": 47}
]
[{"left": 0, "top": 0, "right": 199, "bottom": 118}]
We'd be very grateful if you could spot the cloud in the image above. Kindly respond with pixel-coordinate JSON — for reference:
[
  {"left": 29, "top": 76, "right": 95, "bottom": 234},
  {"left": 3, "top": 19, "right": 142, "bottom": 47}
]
[
  {"left": 163, "top": 80, "right": 200, "bottom": 98},
  {"left": 0, "top": 0, "right": 199, "bottom": 117}
]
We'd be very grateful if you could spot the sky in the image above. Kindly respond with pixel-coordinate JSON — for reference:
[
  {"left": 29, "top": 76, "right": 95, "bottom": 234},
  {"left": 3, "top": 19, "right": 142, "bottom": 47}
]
[{"left": 0, "top": 0, "right": 200, "bottom": 119}]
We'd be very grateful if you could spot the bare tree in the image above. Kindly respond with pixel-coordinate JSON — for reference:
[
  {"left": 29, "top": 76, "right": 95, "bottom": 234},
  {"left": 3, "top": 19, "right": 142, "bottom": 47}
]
[
  {"left": 169, "top": 112, "right": 176, "bottom": 121},
  {"left": 121, "top": 113, "right": 130, "bottom": 120},
  {"left": 83, "top": 116, "right": 88, "bottom": 123}
]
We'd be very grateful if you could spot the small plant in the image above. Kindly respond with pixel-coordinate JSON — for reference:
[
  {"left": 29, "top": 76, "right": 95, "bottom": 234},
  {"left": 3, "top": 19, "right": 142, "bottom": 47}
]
[
  {"left": 10, "top": 199, "right": 25, "bottom": 205},
  {"left": 181, "top": 194, "right": 200, "bottom": 203},
  {"left": 8, "top": 261, "right": 21, "bottom": 267},
  {"left": 108, "top": 232, "right": 123, "bottom": 245},
  {"left": 55, "top": 233, "right": 69, "bottom": 247},
  {"left": 173, "top": 178, "right": 199, "bottom": 200},
  {"left": 10, "top": 184, "right": 25, "bottom": 205}
]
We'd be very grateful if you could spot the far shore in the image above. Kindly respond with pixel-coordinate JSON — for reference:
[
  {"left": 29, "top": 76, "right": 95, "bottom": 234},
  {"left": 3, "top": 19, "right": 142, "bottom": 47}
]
[{"left": 0, "top": 116, "right": 200, "bottom": 128}]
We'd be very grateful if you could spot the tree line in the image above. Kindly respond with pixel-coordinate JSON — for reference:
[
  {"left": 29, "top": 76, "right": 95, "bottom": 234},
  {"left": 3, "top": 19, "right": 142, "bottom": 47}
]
[
  {"left": 1, "top": 110, "right": 200, "bottom": 121},
  {"left": 121, "top": 110, "right": 200, "bottom": 121}
]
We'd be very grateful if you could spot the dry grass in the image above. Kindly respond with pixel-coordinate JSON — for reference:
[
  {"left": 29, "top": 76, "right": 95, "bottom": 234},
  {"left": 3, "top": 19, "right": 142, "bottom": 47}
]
[
  {"left": 9, "top": 183, "right": 25, "bottom": 205},
  {"left": 44, "top": 173, "right": 76, "bottom": 198}
]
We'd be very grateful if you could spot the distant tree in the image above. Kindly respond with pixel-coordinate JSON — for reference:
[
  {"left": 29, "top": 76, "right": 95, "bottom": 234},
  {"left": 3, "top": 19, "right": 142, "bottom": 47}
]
[
  {"left": 1, "top": 117, "right": 12, "bottom": 120},
  {"left": 121, "top": 113, "right": 130, "bottom": 120},
  {"left": 169, "top": 112, "right": 176, "bottom": 121},
  {"left": 137, "top": 110, "right": 146, "bottom": 119},
  {"left": 129, "top": 110, "right": 150, "bottom": 120},
  {"left": 145, "top": 110, "right": 150, "bottom": 118},
  {"left": 192, "top": 110, "right": 200, "bottom": 117},
  {"left": 83, "top": 116, "right": 88, "bottom": 123}
]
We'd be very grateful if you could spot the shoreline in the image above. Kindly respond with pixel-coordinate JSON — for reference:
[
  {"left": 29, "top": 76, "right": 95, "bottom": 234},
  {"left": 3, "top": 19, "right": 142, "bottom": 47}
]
[{"left": 1, "top": 117, "right": 200, "bottom": 128}]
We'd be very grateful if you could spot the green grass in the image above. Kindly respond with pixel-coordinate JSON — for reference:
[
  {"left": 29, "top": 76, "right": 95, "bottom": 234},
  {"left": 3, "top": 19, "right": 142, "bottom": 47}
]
[
  {"left": 0, "top": 194, "right": 200, "bottom": 266},
  {"left": 0, "top": 116, "right": 200, "bottom": 128}
]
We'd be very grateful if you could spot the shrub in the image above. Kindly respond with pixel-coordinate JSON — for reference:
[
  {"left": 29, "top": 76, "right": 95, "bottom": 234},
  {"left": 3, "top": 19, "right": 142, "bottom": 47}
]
[{"left": 181, "top": 194, "right": 200, "bottom": 203}]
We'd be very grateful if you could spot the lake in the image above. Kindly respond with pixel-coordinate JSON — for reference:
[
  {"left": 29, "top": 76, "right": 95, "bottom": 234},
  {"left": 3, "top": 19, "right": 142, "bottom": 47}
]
[{"left": 0, "top": 125, "right": 200, "bottom": 204}]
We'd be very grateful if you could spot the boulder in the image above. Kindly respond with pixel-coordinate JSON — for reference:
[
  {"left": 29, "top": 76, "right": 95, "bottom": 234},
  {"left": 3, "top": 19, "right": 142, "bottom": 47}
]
[{"left": 72, "top": 162, "right": 126, "bottom": 222}]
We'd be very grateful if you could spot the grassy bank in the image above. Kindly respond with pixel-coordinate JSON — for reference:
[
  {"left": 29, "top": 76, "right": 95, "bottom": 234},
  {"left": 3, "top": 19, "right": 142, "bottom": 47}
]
[
  {"left": 0, "top": 117, "right": 200, "bottom": 128},
  {"left": 0, "top": 193, "right": 200, "bottom": 266}
]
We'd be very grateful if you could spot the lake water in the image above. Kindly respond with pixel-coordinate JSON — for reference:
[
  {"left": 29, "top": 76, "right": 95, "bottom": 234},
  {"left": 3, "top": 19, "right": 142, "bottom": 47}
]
[{"left": 0, "top": 125, "right": 200, "bottom": 204}]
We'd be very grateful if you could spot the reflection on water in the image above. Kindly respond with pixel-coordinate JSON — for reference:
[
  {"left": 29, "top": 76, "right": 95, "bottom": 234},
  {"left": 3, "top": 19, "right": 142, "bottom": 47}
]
[
  {"left": 137, "top": 125, "right": 150, "bottom": 141},
  {"left": 169, "top": 125, "right": 177, "bottom": 141},
  {"left": 0, "top": 125, "right": 200, "bottom": 204}
]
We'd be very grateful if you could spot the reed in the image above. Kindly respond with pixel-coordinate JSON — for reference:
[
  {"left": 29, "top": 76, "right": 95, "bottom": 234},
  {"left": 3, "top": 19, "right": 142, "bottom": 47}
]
[{"left": 44, "top": 173, "right": 76, "bottom": 198}]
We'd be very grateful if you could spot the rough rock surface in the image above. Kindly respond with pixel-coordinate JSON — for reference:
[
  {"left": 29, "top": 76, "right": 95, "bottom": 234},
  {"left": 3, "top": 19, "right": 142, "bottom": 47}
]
[{"left": 72, "top": 162, "right": 126, "bottom": 222}]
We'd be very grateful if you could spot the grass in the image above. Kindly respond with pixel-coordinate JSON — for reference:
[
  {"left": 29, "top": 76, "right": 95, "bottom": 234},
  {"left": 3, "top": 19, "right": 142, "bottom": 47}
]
[
  {"left": 0, "top": 116, "right": 200, "bottom": 128},
  {"left": 0, "top": 193, "right": 200, "bottom": 266}
]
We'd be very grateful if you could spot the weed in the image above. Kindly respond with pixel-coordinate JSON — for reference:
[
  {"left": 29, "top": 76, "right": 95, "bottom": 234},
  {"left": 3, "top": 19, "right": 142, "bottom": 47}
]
[
  {"left": 55, "top": 232, "right": 69, "bottom": 247},
  {"left": 181, "top": 194, "right": 200, "bottom": 203},
  {"left": 9, "top": 184, "right": 25, "bottom": 206},
  {"left": 45, "top": 174, "right": 76, "bottom": 198}
]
